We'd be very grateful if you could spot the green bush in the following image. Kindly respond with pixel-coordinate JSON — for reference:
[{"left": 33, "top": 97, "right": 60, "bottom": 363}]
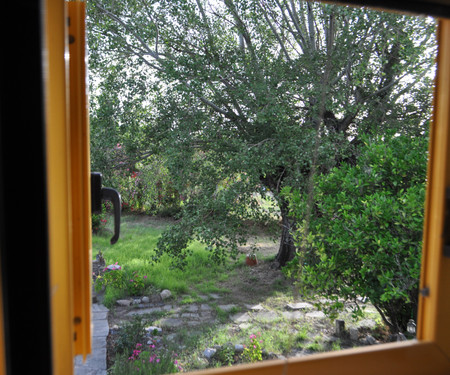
[
  {"left": 108, "top": 156, "right": 182, "bottom": 216},
  {"left": 95, "top": 264, "right": 149, "bottom": 298},
  {"left": 284, "top": 134, "right": 428, "bottom": 332}
]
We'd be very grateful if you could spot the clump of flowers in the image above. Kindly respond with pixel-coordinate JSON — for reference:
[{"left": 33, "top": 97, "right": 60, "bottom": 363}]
[
  {"left": 127, "top": 270, "right": 147, "bottom": 296},
  {"left": 94, "top": 262, "right": 125, "bottom": 292},
  {"left": 92, "top": 207, "right": 107, "bottom": 234},
  {"left": 127, "top": 342, "right": 182, "bottom": 373},
  {"left": 243, "top": 333, "right": 263, "bottom": 363},
  {"left": 94, "top": 263, "right": 148, "bottom": 297}
]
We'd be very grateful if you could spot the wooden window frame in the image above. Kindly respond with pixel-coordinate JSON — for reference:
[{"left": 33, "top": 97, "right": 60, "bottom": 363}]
[{"left": 40, "top": 1, "right": 450, "bottom": 374}]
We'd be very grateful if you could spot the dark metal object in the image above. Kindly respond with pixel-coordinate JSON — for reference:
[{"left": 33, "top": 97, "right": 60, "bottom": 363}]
[{"left": 91, "top": 172, "right": 121, "bottom": 244}]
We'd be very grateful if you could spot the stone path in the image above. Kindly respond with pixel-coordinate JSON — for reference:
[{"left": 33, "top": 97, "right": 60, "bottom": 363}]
[
  {"left": 74, "top": 293, "right": 380, "bottom": 374},
  {"left": 74, "top": 304, "right": 109, "bottom": 375},
  {"left": 113, "top": 294, "right": 335, "bottom": 331}
]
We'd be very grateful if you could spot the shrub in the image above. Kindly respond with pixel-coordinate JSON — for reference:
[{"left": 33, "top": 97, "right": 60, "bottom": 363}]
[
  {"left": 110, "top": 340, "right": 181, "bottom": 375},
  {"left": 284, "top": 134, "right": 428, "bottom": 332},
  {"left": 243, "top": 333, "right": 263, "bottom": 363},
  {"left": 92, "top": 203, "right": 108, "bottom": 233},
  {"left": 94, "top": 264, "right": 148, "bottom": 299}
]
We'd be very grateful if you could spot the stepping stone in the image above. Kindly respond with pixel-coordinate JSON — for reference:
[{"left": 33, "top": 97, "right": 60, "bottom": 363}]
[
  {"left": 186, "top": 304, "right": 198, "bottom": 312},
  {"left": 145, "top": 326, "right": 162, "bottom": 334},
  {"left": 163, "top": 304, "right": 173, "bottom": 311},
  {"left": 181, "top": 313, "right": 200, "bottom": 318},
  {"left": 282, "top": 311, "right": 302, "bottom": 320},
  {"left": 159, "top": 318, "right": 183, "bottom": 328},
  {"left": 254, "top": 311, "right": 279, "bottom": 322},
  {"left": 93, "top": 311, "right": 108, "bottom": 321},
  {"left": 231, "top": 312, "right": 250, "bottom": 323},
  {"left": 286, "top": 302, "right": 313, "bottom": 310},
  {"left": 125, "top": 307, "right": 163, "bottom": 316},
  {"left": 245, "top": 304, "right": 264, "bottom": 311},
  {"left": 92, "top": 304, "right": 109, "bottom": 313},
  {"left": 218, "top": 304, "right": 237, "bottom": 312},
  {"left": 200, "top": 304, "right": 212, "bottom": 311},
  {"left": 305, "top": 311, "right": 326, "bottom": 319},
  {"left": 356, "top": 319, "right": 376, "bottom": 329}
]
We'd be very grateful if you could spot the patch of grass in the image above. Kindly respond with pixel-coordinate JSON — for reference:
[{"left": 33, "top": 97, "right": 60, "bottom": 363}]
[
  {"left": 93, "top": 214, "right": 233, "bottom": 304},
  {"left": 305, "top": 335, "right": 325, "bottom": 352}
]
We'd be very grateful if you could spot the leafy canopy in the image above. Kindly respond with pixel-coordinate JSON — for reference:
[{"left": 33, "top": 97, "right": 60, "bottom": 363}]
[{"left": 87, "top": 0, "right": 436, "bottom": 267}]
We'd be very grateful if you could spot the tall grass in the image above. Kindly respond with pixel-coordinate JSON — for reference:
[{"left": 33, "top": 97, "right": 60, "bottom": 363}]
[{"left": 92, "top": 215, "right": 232, "bottom": 298}]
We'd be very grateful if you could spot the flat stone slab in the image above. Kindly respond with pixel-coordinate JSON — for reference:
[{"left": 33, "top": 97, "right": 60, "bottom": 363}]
[
  {"left": 218, "top": 304, "right": 237, "bottom": 312},
  {"left": 186, "top": 304, "right": 198, "bottom": 312},
  {"left": 92, "top": 311, "right": 108, "bottom": 321},
  {"left": 231, "top": 312, "right": 251, "bottom": 323},
  {"left": 200, "top": 304, "right": 212, "bottom": 311},
  {"left": 356, "top": 319, "right": 377, "bottom": 329},
  {"left": 125, "top": 307, "right": 164, "bottom": 316},
  {"left": 74, "top": 367, "right": 106, "bottom": 375},
  {"left": 91, "top": 304, "right": 109, "bottom": 313},
  {"left": 305, "top": 311, "right": 326, "bottom": 319},
  {"left": 245, "top": 304, "right": 264, "bottom": 311},
  {"left": 254, "top": 311, "right": 279, "bottom": 322},
  {"left": 159, "top": 318, "right": 184, "bottom": 328},
  {"left": 209, "top": 293, "right": 221, "bottom": 299},
  {"left": 286, "top": 302, "right": 313, "bottom": 310},
  {"left": 282, "top": 311, "right": 303, "bottom": 320},
  {"left": 181, "top": 313, "right": 200, "bottom": 319},
  {"left": 74, "top": 347, "right": 106, "bottom": 369},
  {"left": 92, "top": 320, "right": 109, "bottom": 337}
]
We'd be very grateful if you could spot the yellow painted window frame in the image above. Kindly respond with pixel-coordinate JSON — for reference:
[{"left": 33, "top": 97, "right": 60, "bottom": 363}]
[{"left": 42, "top": 0, "right": 450, "bottom": 374}]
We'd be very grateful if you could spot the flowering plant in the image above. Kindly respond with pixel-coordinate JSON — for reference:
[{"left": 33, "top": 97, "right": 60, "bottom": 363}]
[
  {"left": 127, "top": 271, "right": 147, "bottom": 296},
  {"left": 94, "top": 263, "right": 124, "bottom": 292},
  {"left": 125, "top": 342, "right": 182, "bottom": 373},
  {"left": 92, "top": 204, "right": 107, "bottom": 233},
  {"left": 243, "top": 333, "right": 263, "bottom": 363}
]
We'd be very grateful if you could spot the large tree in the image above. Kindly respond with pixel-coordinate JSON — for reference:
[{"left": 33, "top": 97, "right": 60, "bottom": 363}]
[{"left": 88, "top": 0, "right": 435, "bottom": 267}]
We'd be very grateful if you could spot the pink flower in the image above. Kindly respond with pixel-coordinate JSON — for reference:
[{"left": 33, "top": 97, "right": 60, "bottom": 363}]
[
  {"left": 156, "top": 359, "right": 160, "bottom": 363},
  {"left": 144, "top": 275, "right": 148, "bottom": 279}
]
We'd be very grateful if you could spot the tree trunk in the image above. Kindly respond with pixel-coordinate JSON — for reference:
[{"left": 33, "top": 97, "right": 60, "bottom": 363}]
[{"left": 275, "top": 200, "right": 297, "bottom": 267}]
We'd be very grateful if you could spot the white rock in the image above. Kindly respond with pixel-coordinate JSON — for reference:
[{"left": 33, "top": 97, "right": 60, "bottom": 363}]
[
  {"left": 305, "top": 311, "right": 326, "bottom": 318},
  {"left": 286, "top": 302, "right": 313, "bottom": 310},
  {"left": 234, "top": 344, "right": 244, "bottom": 353},
  {"left": 141, "top": 296, "right": 150, "bottom": 304},
  {"left": 203, "top": 348, "right": 217, "bottom": 359},
  {"left": 146, "top": 326, "right": 163, "bottom": 334},
  {"left": 160, "top": 289, "right": 172, "bottom": 300},
  {"left": 116, "top": 299, "right": 132, "bottom": 306}
]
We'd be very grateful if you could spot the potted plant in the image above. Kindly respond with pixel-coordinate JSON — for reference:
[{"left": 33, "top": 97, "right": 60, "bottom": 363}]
[{"left": 245, "top": 253, "right": 258, "bottom": 266}]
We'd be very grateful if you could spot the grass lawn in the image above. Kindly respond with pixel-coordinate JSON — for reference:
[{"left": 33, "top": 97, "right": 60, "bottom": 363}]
[{"left": 92, "top": 214, "right": 237, "bottom": 306}]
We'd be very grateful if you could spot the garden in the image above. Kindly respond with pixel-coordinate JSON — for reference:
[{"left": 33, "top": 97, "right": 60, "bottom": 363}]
[
  {"left": 87, "top": 1, "right": 435, "bottom": 373},
  {"left": 93, "top": 213, "right": 412, "bottom": 375}
]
